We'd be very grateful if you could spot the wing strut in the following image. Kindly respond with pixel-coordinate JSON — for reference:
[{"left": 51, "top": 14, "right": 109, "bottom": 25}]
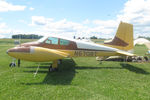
[{"left": 34, "top": 63, "right": 40, "bottom": 77}]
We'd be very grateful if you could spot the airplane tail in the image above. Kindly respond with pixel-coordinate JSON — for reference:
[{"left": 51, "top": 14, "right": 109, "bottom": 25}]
[{"left": 104, "top": 22, "right": 134, "bottom": 53}]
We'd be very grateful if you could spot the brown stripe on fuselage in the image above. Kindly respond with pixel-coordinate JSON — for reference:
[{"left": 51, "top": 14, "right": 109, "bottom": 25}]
[
  {"left": 20, "top": 41, "right": 114, "bottom": 52},
  {"left": 42, "top": 41, "right": 78, "bottom": 50},
  {"left": 19, "top": 39, "right": 115, "bottom": 52},
  {"left": 8, "top": 47, "right": 30, "bottom": 53},
  {"left": 20, "top": 41, "right": 78, "bottom": 50},
  {"left": 104, "top": 36, "right": 128, "bottom": 46},
  {"left": 20, "top": 42, "right": 42, "bottom": 47}
]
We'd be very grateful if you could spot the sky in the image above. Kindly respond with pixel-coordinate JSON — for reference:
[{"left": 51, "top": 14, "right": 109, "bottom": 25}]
[{"left": 0, "top": 0, "right": 150, "bottom": 39}]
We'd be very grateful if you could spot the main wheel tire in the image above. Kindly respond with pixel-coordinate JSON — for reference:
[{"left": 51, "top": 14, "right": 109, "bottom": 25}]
[
  {"left": 48, "top": 65, "right": 58, "bottom": 72},
  {"left": 58, "top": 59, "right": 62, "bottom": 64},
  {"left": 49, "top": 65, "right": 53, "bottom": 72}
]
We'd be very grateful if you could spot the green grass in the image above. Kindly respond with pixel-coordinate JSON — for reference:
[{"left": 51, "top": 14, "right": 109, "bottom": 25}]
[
  {"left": 0, "top": 39, "right": 150, "bottom": 100},
  {"left": 134, "top": 44, "right": 149, "bottom": 56}
]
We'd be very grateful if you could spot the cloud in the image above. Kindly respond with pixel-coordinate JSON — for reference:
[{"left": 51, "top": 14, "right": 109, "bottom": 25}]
[
  {"left": 29, "top": 16, "right": 118, "bottom": 38},
  {"left": 30, "top": 16, "right": 53, "bottom": 26},
  {"left": 29, "top": 7, "right": 34, "bottom": 11},
  {"left": 0, "top": 22, "right": 22, "bottom": 38},
  {"left": 0, "top": 22, "right": 12, "bottom": 38},
  {"left": 0, "top": 17, "right": 2, "bottom": 21},
  {"left": 117, "top": 0, "right": 150, "bottom": 37},
  {"left": 0, "top": 34, "right": 5, "bottom": 38},
  {"left": 117, "top": 0, "right": 150, "bottom": 23},
  {"left": 83, "top": 19, "right": 90, "bottom": 24},
  {"left": 30, "top": 16, "right": 83, "bottom": 32},
  {"left": 18, "top": 19, "right": 27, "bottom": 24},
  {"left": 30, "top": 16, "right": 82, "bottom": 32},
  {"left": 0, "top": 22, "right": 6, "bottom": 28},
  {"left": 1, "top": 0, "right": 150, "bottom": 38},
  {"left": 93, "top": 20, "right": 118, "bottom": 27},
  {"left": 0, "top": 0, "right": 26, "bottom": 12}
]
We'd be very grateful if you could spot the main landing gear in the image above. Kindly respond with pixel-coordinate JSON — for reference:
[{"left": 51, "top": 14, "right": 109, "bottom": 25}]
[{"left": 49, "top": 59, "right": 62, "bottom": 72}]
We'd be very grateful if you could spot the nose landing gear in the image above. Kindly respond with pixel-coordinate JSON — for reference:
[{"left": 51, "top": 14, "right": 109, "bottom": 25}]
[
  {"left": 9, "top": 62, "right": 16, "bottom": 67},
  {"left": 9, "top": 59, "right": 21, "bottom": 67},
  {"left": 9, "top": 58, "right": 16, "bottom": 67}
]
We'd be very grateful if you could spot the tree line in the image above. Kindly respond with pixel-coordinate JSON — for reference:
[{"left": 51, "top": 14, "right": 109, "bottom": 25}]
[
  {"left": 90, "top": 36, "right": 107, "bottom": 40},
  {"left": 12, "top": 34, "right": 43, "bottom": 39}
]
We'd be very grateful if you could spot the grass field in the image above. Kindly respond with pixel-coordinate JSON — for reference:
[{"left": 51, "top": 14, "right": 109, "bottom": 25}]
[{"left": 0, "top": 39, "right": 150, "bottom": 100}]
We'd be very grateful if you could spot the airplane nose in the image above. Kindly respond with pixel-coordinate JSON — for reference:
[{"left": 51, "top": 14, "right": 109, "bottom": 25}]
[
  {"left": 6, "top": 48, "right": 13, "bottom": 54},
  {"left": 7, "top": 48, "right": 15, "bottom": 54},
  {"left": 6, "top": 50, "right": 9, "bottom": 54},
  {"left": 7, "top": 47, "right": 30, "bottom": 55}
]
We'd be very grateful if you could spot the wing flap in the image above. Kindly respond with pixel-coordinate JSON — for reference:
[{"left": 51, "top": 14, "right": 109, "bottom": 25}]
[{"left": 116, "top": 50, "right": 136, "bottom": 56}]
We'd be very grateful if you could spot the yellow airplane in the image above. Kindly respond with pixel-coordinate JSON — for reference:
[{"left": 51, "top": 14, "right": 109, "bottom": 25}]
[{"left": 7, "top": 22, "right": 135, "bottom": 72}]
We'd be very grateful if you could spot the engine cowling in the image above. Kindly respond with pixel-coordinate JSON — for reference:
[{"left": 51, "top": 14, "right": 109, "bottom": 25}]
[{"left": 7, "top": 46, "right": 69, "bottom": 62}]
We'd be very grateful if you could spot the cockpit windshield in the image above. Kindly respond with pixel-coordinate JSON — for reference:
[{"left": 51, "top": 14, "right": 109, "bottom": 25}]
[
  {"left": 37, "top": 36, "right": 70, "bottom": 46},
  {"left": 37, "top": 36, "right": 48, "bottom": 43}
]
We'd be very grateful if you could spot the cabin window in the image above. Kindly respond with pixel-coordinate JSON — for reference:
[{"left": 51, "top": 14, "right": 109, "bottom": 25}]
[
  {"left": 60, "top": 39, "right": 70, "bottom": 45},
  {"left": 45, "top": 37, "right": 58, "bottom": 45}
]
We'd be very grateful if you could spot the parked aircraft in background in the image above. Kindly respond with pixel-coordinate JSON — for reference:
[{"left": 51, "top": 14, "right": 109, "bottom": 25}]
[{"left": 7, "top": 22, "right": 135, "bottom": 72}]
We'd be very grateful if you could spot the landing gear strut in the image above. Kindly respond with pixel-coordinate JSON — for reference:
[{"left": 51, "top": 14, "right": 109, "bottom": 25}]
[
  {"left": 18, "top": 59, "right": 21, "bottom": 67},
  {"left": 49, "top": 60, "right": 60, "bottom": 72}
]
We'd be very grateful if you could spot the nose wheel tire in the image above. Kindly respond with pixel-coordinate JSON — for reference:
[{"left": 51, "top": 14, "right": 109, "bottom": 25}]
[
  {"left": 49, "top": 65, "right": 53, "bottom": 72},
  {"left": 9, "top": 62, "right": 16, "bottom": 67}
]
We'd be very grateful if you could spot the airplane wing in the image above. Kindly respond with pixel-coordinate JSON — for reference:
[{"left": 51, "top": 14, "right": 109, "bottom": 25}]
[{"left": 116, "top": 50, "right": 136, "bottom": 56}]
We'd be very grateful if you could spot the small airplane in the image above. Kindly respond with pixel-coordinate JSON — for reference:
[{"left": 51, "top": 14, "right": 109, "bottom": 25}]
[{"left": 7, "top": 22, "right": 135, "bottom": 72}]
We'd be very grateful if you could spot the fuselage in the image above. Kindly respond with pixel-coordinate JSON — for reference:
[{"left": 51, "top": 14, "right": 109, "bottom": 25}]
[{"left": 7, "top": 36, "right": 122, "bottom": 62}]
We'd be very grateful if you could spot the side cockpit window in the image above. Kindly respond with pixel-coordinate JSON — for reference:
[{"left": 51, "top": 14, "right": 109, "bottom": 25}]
[
  {"left": 60, "top": 39, "right": 70, "bottom": 45},
  {"left": 45, "top": 37, "right": 58, "bottom": 45}
]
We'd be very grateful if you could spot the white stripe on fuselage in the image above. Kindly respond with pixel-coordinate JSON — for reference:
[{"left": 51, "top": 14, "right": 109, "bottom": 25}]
[{"left": 76, "top": 41, "right": 118, "bottom": 51}]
